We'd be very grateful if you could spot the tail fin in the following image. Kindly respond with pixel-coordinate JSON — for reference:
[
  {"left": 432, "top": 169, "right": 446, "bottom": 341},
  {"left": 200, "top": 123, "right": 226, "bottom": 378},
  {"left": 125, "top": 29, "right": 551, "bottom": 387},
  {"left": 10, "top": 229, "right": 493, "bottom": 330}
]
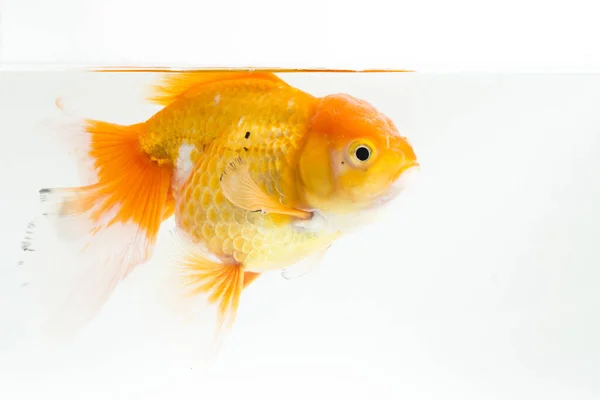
[{"left": 20, "top": 119, "right": 174, "bottom": 339}]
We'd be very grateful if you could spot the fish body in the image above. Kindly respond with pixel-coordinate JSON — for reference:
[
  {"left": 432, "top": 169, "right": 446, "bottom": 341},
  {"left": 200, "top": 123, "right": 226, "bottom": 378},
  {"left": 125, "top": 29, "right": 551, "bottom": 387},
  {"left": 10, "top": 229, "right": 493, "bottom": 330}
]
[
  {"left": 141, "top": 73, "right": 338, "bottom": 273},
  {"left": 21, "top": 71, "right": 418, "bottom": 336}
]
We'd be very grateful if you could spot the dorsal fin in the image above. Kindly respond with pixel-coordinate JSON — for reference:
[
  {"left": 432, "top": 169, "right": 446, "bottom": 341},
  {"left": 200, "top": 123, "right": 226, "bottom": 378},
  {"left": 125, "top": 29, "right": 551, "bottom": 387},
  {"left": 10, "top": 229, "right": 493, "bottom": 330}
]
[{"left": 148, "top": 71, "right": 287, "bottom": 106}]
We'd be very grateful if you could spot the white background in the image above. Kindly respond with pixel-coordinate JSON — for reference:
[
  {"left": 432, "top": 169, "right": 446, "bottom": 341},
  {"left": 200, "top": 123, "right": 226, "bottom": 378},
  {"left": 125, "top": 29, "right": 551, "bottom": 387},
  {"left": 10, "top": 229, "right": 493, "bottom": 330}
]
[
  {"left": 2, "top": 0, "right": 600, "bottom": 72},
  {"left": 1, "top": 1, "right": 600, "bottom": 400}
]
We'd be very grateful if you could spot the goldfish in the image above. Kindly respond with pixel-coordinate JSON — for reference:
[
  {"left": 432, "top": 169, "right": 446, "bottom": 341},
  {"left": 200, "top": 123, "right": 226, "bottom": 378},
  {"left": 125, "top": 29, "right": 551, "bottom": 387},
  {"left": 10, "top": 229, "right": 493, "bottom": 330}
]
[{"left": 20, "top": 71, "right": 418, "bottom": 337}]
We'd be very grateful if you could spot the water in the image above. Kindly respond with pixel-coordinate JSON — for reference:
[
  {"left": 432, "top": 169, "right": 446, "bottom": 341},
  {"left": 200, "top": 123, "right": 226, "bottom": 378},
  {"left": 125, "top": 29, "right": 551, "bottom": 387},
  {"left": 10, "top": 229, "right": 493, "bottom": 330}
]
[{"left": 1, "top": 70, "right": 600, "bottom": 399}]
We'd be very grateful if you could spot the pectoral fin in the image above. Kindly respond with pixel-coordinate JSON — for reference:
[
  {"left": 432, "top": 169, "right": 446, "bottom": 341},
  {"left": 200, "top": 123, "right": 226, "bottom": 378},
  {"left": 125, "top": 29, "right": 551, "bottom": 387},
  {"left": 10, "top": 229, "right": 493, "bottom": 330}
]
[{"left": 220, "top": 157, "right": 311, "bottom": 220}]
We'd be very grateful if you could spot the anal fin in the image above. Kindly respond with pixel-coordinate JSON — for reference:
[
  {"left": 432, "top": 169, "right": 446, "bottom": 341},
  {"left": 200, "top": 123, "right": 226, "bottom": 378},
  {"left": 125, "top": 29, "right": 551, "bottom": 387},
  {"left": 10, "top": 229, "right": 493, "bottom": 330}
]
[{"left": 172, "top": 233, "right": 245, "bottom": 331}]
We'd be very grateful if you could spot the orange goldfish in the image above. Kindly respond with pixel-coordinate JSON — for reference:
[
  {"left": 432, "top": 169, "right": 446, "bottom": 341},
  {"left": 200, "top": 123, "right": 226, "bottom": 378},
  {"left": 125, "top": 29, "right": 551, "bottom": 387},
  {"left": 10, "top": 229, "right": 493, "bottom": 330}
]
[{"left": 21, "top": 71, "right": 418, "bottom": 336}]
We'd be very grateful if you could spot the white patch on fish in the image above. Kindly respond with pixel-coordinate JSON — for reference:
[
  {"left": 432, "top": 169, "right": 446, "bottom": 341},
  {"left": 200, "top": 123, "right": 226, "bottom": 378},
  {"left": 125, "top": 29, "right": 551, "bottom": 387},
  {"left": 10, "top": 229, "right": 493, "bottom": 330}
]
[
  {"left": 287, "top": 98, "right": 295, "bottom": 110},
  {"left": 214, "top": 94, "right": 220, "bottom": 106},
  {"left": 237, "top": 116, "right": 245, "bottom": 127},
  {"left": 174, "top": 144, "right": 195, "bottom": 188}
]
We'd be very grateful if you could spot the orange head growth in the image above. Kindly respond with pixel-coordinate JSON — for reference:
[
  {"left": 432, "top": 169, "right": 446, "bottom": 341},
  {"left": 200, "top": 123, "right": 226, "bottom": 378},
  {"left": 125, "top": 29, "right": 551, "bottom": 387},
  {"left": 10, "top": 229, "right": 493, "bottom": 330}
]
[{"left": 297, "top": 93, "right": 418, "bottom": 213}]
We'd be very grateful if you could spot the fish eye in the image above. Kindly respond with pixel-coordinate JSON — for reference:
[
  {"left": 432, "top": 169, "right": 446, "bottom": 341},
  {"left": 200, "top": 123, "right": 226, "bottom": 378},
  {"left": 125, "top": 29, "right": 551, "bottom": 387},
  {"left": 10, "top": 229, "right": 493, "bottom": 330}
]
[
  {"left": 347, "top": 140, "right": 376, "bottom": 166},
  {"left": 354, "top": 145, "right": 371, "bottom": 162}
]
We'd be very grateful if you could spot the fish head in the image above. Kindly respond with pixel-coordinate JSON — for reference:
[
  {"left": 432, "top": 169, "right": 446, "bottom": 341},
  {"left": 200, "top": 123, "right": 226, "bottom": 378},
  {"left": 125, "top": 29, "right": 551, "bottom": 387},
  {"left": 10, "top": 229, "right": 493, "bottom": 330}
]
[{"left": 298, "top": 93, "right": 418, "bottom": 214}]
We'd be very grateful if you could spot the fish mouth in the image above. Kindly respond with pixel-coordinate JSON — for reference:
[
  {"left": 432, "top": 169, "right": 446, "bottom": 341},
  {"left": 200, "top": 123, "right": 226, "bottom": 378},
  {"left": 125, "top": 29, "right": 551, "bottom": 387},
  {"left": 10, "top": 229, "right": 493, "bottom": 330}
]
[
  {"left": 375, "top": 161, "right": 420, "bottom": 206},
  {"left": 393, "top": 160, "right": 419, "bottom": 181}
]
